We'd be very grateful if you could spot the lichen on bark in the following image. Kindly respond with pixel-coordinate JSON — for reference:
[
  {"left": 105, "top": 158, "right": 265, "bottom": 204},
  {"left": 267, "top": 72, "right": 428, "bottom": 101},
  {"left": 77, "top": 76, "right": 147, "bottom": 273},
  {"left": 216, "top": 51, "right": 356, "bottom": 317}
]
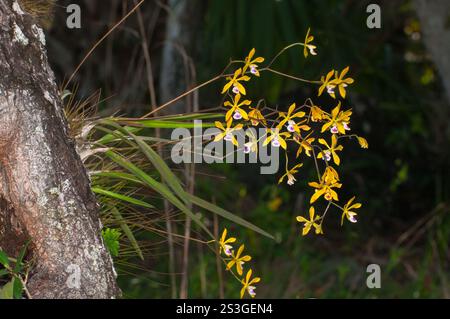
[{"left": 0, "top": 0, "right": 120, "bottom": 298}]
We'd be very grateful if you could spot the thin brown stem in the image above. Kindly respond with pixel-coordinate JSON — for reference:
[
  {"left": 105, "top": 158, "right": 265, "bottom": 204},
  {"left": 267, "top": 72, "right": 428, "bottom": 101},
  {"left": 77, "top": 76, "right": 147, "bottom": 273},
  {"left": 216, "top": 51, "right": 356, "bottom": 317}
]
[{"left": 64, "top": 0, "right": 146, "bottom": 90}]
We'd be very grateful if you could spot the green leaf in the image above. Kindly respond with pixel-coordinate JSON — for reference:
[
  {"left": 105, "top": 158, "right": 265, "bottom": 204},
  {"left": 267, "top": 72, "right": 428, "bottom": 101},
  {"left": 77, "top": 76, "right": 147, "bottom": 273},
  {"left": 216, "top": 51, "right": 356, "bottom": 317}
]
[
  {"left": 125, "top": 120, "right": 215, "bottom": 129},
  {"left": 12, "top": 278, "right": 23, "bottom": 299},
  {"left": 105, "top": 151, "right": 213, "bottom": 238},
  {"left": 92, "top": 187, "right": 155, "bottom": 209},
  {"left": 92, "top": 172, "right": 145, "bottom": 185},
  {"left": 155, "top": 113, "right": 223, "bottom": 121},
  {"left": 13, "top": 241, "right": 30, "bottom": 273},
  {"left": 187, "top": 193, "right": 275, "bottom": 240},
  {"left": 0, "top": 250, "right": 9, "bottom": 268},
  {"left": 95, "top": 125, "right": 141, "bottom": 145},
  {"left": 0, "top": 280, "right": 14, "bottom": 299},
  {"left": 117, "top": 113, "right": 223, "bottom": 122},
  {"left": 109, "top": 207, "right": 143, "bottom": 260},
  {"left": 102, "top": 228, "right": 121, "bottom": 257},
  {"left": 130, "top": 133, "right": 187, "bottom": 202}
]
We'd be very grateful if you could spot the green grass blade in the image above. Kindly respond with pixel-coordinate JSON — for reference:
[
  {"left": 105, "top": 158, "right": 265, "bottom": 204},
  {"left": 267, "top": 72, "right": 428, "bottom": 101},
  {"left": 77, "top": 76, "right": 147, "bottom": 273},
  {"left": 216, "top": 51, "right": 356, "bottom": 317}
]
[
  {"left": 92, "top": 172, "right": 145, "bottom": 185},
  {"left": 130, "top": 133, "right": 188, "bottom": 203},
  {"left": 118, "top": 113, "right": 223, "bottom": 121},
  {"left": 123, "top": 120, "right": 215, "bottom": 129},
  {"left": 187, "top": 193, "right": 275, "bottom": 240},
  {"left": 96, "top": 125, "right": 141, "bottom": 145},
  {"left": 105, "top": 151, "right": 213, "bottom": 238},
  {"left": 92, "top": 187, "right": 155, "bottom": 209}
]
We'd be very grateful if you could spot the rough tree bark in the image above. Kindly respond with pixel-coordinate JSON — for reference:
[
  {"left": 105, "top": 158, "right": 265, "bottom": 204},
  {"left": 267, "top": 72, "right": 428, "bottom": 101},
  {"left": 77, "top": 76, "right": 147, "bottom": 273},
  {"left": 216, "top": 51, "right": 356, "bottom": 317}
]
[
  {"left": 414, "top": 0, "right": 450, "bottom": 104},
  {"left": 0, "top": 1, "right": 120, "bottom": 298}
]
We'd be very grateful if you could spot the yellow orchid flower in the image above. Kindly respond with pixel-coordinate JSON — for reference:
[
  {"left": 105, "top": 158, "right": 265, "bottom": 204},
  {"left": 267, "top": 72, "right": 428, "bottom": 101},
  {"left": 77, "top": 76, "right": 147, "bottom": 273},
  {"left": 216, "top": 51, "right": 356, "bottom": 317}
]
[
  {"left": 222, "top": 68, "right": 251, "bottom": 95},
  {"left": 357, "top": 136, "right": 369, "bottom": 149},
  {"left": 263, "top": 128, "right": 291, "bottom": 150},
  {"left": 295, "top": 135, "right": 315, "bottom": 158},
  {"left": 318, "top": 70, "right": 336, "bottom": 98},
  {"left": 248, "top": 106, "right": 266, "bottom": 126},
  {"left": 244, "top": 130, "right": 258, "bottom": 154},
  {"left": 224, "top": 93, "right": 251, "bottom": 124},
  {"left": 277, "top": 103, "right": 306, "bottom": 129},
  {"left": 214, "top": 121, "right": 243, "bottom": 146},
  {"left": 310, "top": 105, "right": 325, "bottom": 122},
  {"left": 226, "top": 244, "right": 251, "bottom": 276},
  {"left": 308, "top": 181, "right": 342, "bottom": 203},
  {"left": 322, "top": 166, "right": 340, "bottom": 184},
  {"left": 317, "top": 134, "right": 344, "bottom": 165},
  {"left": 240, "top": 269, "right": 261, "bottom": 299},
  {"left": 296, "top": 206, "right": 323, "bottom": 236},
  {"left": 321, "top": 102, "right": 352, "bottom": 134},
  {"left": 278, "top": 163, "right": 303, "bottom": 185},
  {"left": 286, "top": 119, "right": 311, "bottom": 134},
  {"left": 308, "top": 168, "right": 342, "bottom": 203},
  {"left": 341, "top": 196, "right": 362, "bottom": 225},
  {"left": 218, "top": 228, "right": 236, "bottom": 256},
  {"left": 303, "top": 28, "right": 317, "bottom": 58},
  {"left": 332, "top": 66, "right": 354, "bottom": 98},
  {"left": 243, "top": 48, "right": 265, "bottom": 76}
]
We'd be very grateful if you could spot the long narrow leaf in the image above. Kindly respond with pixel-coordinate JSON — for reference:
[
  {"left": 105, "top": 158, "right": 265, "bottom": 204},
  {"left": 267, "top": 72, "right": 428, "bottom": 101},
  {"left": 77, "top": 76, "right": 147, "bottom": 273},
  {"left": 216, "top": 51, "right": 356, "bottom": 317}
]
[
  {"left": 96, "top": 125, "right": 141, "bottom": 145},
  {"left": 13, "top": 241, "right": 29, "bottom": 273},
  {"left": 105, "top": 151, "right": 213, "bottom": 238},
  {"left": 123, "top": 120, "right": 215, "bottom": 129},
  {"left": 92, "top": 187, "right": 155, "bottom": 209},
  {"left": 131, "top": 133, "right": 188, "bottom": 203},
  {"left": 92, "top": 172, "right": 145, "bottom": 185},
  {"left": 109, "top": 206, "right": 144, "bottom": 260},
  {"left": 187, "top": 193, "right": 275, "bottom": 240}
]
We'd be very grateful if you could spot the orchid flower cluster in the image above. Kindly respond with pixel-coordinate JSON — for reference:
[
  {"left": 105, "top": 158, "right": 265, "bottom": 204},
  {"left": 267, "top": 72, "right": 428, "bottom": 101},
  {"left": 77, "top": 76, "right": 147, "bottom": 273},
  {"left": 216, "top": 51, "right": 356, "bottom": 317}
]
[
  {"left": 215, "top": 28, "right": 368, "bottom": 233},
  {"left": 214, "top": 28, "right": 368, "bottom": 297},
  {"left": 218, "top": 228, "right": 260, "bottom": 299}
]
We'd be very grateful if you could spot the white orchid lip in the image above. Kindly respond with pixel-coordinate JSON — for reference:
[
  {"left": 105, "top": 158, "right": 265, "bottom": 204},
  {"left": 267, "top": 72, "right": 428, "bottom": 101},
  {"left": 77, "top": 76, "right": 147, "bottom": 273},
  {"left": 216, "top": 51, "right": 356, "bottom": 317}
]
[
  {"left": 287, "top": 120, "right": 296, "bottom": 133},
  {"left": 287, "top": 174, "right": 296, "bottom": 186},
  {"left": 330, "top": 125, "right": 339, "bottom": 134},
  {"left": 244, "top": 145, "right": 251, "bottom": 154},
  {"left": 250, "top": 65, "right": 258, "bottom": 74},
  {"left": 271, "top": 138, "right": 281, "bottom": 147},
  {"left": 327, "top": 85, "right": 335, "bottom": 95},
  {"left": 224, "top": 245, "right": 233, "bottom": 256},
  {"left": 308, "top": 45, "right": 317, "bottom": 55},
  {"left": 343, "top": 122, "right": 351, "bottom": 131},
  {"left": 224, "top": 133, "right": 233, "bottom": 141},
  {"left": 349, "top": 215, "right": 357, "bottom": 223},
  {"left": 248, "top": 286, "right": 256, "bottom": 297},
  {"left": 232, "top": 85, "right": 240, "bottom": 94},
  {"left": 323, "top": 150, "right": 331, "bottom": 161},
  {"left": 233, "top": 111, "right": 243, "bottom": 120}
]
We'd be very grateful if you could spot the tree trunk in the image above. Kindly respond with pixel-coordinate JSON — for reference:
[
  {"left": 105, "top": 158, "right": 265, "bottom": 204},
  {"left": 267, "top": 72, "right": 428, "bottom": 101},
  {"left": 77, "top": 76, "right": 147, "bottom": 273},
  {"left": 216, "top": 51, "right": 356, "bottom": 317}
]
[
  {"left": 0, "top": 0, "right": 120, "bottom": 298},
  {"left": 159, "top": 0, "right": 207, "bottom": 115},
  {"left": 414, "top": 0, "right": 450, "bottom": 104}
]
